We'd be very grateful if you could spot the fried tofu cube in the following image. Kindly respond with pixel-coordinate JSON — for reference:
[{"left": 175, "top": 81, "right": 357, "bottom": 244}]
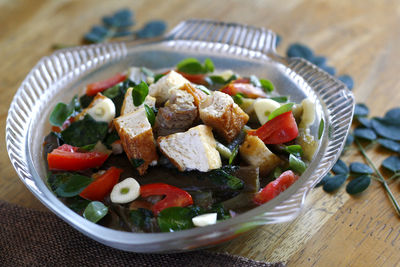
[
  {"left": 113, "top": 107, "right": 158, "bottom": 175},
  {"left": 148, "top": 70, "right": 190, "bottom": 104},
  {"left": 157, "top": 125, "right": 221, "bottom": 172},
  {"left": 199, "top": 91, "right": 249, "bottom": 143},
  {"left": 239, "top": 135, "right": 283, "bottom": 176}
]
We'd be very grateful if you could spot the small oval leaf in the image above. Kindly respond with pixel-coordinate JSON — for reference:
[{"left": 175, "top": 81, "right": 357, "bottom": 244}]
[
  {"left": 377, "top": 138, "right": 400, "bottom": 153},
  {"left": 382, "top": 156, "right": 400, "bottom": 173},
  {"left": 332, "top": 159, "right": 349, "bottom": 175},
  {"left": 346, "top": 175, "right": 371, "bottom": 195},
  {"left": 323, "top": 174, "right": 347, "bottom": 193},
  {"left": 371, "top": 118, "right": 400, "bottom": 141},
  {"left": 384, "top": 108, "right": 400, "bottom": 125},
  {"left": 316, "top": 173, "right": 332, "bottom": 187},
  {"left": 337, "top": 74, "right": 354, "bottom": 90},
  {"left": 354, "top": 103, "right": 369, "bottom": 117},
  {"left": 354, "top": 128, "right": 377, "bottom": 141},
  {"left": 349, "top": 162, "right": 373, "bottom": 174},
  {"left": 357, "top": 117, "right": 372, "bottom": 128}
]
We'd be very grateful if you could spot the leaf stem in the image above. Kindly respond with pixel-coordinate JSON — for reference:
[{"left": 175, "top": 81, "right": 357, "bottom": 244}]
[
  {"left": 355, "top": 138, "right": 400, "bottom": 216},
  {"left": 389, "top": 173, "right": 400, "bottom": 181}
]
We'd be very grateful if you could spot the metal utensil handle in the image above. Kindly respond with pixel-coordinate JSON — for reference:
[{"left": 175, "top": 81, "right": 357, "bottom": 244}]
[{"left": 165, "top": 19, "right": 278, "bottom": 55}]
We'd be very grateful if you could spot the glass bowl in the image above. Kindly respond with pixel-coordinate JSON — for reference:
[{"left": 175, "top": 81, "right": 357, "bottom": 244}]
[{"left": 6, "top": 20, "right": 354, "bottom": 252}]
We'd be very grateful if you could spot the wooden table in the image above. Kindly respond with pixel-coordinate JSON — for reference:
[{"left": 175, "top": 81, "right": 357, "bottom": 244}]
[{"left": 1, "top": 0, "right": 400, "bottom": 266}]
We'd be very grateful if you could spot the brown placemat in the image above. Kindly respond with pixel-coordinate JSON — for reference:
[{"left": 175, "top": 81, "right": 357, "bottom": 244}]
[{"left": 0, "top": 200, "right": 284, "bottom": 267}]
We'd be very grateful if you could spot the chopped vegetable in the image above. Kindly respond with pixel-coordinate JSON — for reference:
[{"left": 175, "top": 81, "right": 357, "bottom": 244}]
[
  {"left": 47, "top": 144, "right": 110, "bottom": 171},
  {"left": 110, "top": 177, "right": 140, "bottom": 204},
  {"left": 86, "top": 73, "right": 127, "bottom": 96},
  {"left": 192, "top": 213, "right": 217, "bottom": 227},
  {"left": 253, "top": 170, "right": 299, "bottom": 205},
  {"left": 83, "top": 201, "right": 108, "bottom": 223},
  {"left": 248, "top": 111, "right": 299, "bottom": 144},
  {"left": 140, "top": 183, "right": 193, "bottom": 215},
  {"left": 221, "top": 82, "right": 267, "bottom": 99},
  {"left": 80, "top": 167, "right": 123, "bottom": 201}
]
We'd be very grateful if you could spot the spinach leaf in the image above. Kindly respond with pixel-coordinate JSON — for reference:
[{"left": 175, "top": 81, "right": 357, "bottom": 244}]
[
  {"left": 259, "top": 79, "right": 274, "bottom": 92},
  {"left": 79, "top": 94, "right": 95, "bottom": 109},
  {"left": 61, "top": 115, "right": 109, "bottom": 147},
  {"left": 176, "top": 58, "right": 215, "bottom": 74},
  {"left": 233, "top": 93, "right": 244, "bottom": 105},
  {"left": 144, "top": 104, "right": 155, "bottom": 126},
  {"left": 289, "top": 154, "right": 306, "bottom": 174},
  {"left": 54, "top": 174, "right": 93, "bottom": 197},
  {"left": 210, "top": 204, "right": 231, "bottom": 220},
  {"left": 49, "top": 95, "right": 80, "bottom": 127},
  {"left": 268, "top": 103, "right": 294, "bottom": 120},
  {"left": 208, "top": 167, "right": 244, "bottom": 190},
  {"left": 83, "top": 201, "right": 108, "bottom": 223},
  {"left": 47, "top": 172, "right": 72, "bottom": 191},
  {"left": 66, "top": 196, "right": 91, "bottom": 213},
  {"left": 269, "top": 96, "right": 288, "bottom": 103},
  {"left": 104, "top": 79, "right": 135, "bottom": 117},
  {"left": 132, "top": 81, "right": 149, "bottom": 106},
  {"left": 104, "top": 130, "right": 120, "bottom": 148},
  {"left": 157, "top": 206, "right": 199, "bottom": 232},
  {"left": 129, "top": 208, "right": 154, "bottom": 230}
]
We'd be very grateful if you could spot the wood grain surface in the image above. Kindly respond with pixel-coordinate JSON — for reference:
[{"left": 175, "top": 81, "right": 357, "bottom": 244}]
[{"left": 1, "top": 0, "right": 400, "bottom": 266}]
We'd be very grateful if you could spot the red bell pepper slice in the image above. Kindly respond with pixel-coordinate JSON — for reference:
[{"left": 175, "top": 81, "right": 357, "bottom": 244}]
[
  {"left": 86, "top": 73, "right": 127, "bottom": 96},
  {"left": 248, "top": 111, "right": 298, "bottom": 144},
  {"left": 80, "top": 167, "right": 123, "bottom": 201},
  {"left": 140, "top": 183, "right": 193, "bottom": 215},
  {"left": 254, "top": 170, "right": 299, "bottom": 205},
  {"left": 47, "top": 144, "right": 110, "bottom": 171},
  {"left": 220, "top": 82, "right": 267, "bottom": 98},
  {"left": 176, "top": 71, "right": 207, "bottom": 85}
]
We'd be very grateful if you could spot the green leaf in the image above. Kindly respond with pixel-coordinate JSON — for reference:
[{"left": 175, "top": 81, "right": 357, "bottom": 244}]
[
  {"left": 289, "top": 154, "right": 306, "bottom": 174},
  {"left": 285, "top": 145, "right": 303, "bottom": 157},
  {"left": 49, "top": 103, "right": 71, "bottom": 127},
  {"left": 103, "top": 84, "right": 121, "bottom": 99},
  {"left": 209, "top": 168, "right": 244, "bottom": 190},
  {"left": 176, "top": 58, "right": 205, "bottom": 74},
  {"left": 132, "top": 81, "right": 149, "bottom": 106},
  {"left": 157, "top": 207, "right": 197, "bottom": 232},
  {"left": 54, "top": 174, "right": 93, "bottom": 198},
  {"left": 268, "top": 103, "right": 294, "bottom": 121},
  {"left": 79, "top": 94, "right": 94, "bottom": 109},
  {"left": 318, "top": 119, "right": 324, "bottom": 139},
  {"left": 195, "top": 85, "right": 211, "bottom": 95},
  {"left": 346, "top": 175, "right": 371, "bottom": 195},
  {"left": 332, "top": 159, "right": 349, "bottom": 175},
  {"left": 354, "top": 103, "right": 369, "bottom": 117},
  {"left": 141, "top": 67, "right": 154, "bottom": 77},
  {"left": 104, "top": 130, "right": 120, "bottom": 148},
  {"left": 259, "top": 79, "right": 274, "bottom": 92},
  {"left": 273, "top": 167, "right": 282, "bottom": 179},
  {"left": 382, "top": 156, "right": 400, "bottom": 173},
  {"left": 377, "top": 138, "right": 400, "bottom": 153},
  {"left": 79, "top": 143, "right": 96, "bottom": 152},
  {"left": 130, "top": 158, "right": 144, "bottom": 169},
  {"left": 208, "top": 75, "right": 227, "bottom": 84},
  {"left": 204, "top": 58, "right": 215, "bottom": 73},
  {"left": 210, "top": 203, "right": 231, "bottom": 220},
  {"left": 154, "top": 73, "right": 165, "bottom": 82},
  {"left": 315, "top": 173, "right": 332, "bottom": 187},
  {"left": 66, "top": 196, "right": 90, "bottom": 213},
  {"left": 249, "top": 75, "right": 262, "bottom": 88},
  {"left": 216, "top": 142, "right": 232, "bottom": 159},
  {"left": 129, "top": 208, "right": 154, "bottom": 230},
  {"left": 323, "top": 174, "right": 347, "bottom": 193},
  {"left": 371, "top": 118, "right": 400, "bottom": 141},
  {"left": 384, "top": 108, "right": 400, "bottom": 125},
  {"left": 61, "top": 115, "right": 109, "bottom": 147},
  {"left": 228, "top": 144, "right": 240, "bottom": 165},
  {"left": 83, "top": 201, "right": 108, "bottom": 223},
  {"left": 47, "top": 172, "right": 72, "bottom": 191},
  {"left": 349, "top": 162, "right": 373, "bottom": 174},
  {"left": 233, "top": 93, "right": 244, "bottom": 105},
  {"left": 269, "top": 96, "right": 288, "bottom": 103},
  {"left": 345, "top": 133, "right": 354, "bottom": 147},
  {"left": 144, "top": 104, "right": 155, "bottom": 126},
  {"left": 357, "top": 117, "right": 372, "bottom": 128},
  {"left": 354, "top": 128, "right": 377, "bottom": 141}
]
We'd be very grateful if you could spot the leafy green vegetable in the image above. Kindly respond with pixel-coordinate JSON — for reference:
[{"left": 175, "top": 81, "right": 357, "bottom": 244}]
[
  {"left": 129, "top": 208, "right": 154, "bottom": 230},
  {"left": 354, "top": 103, "right": 369, "bottom": 117},
  {"left": 349, "top": 162, "right": 373, "bottom": 174},
  {"left": 209, "top": 167, "right": 244, "bottom": 190},
  {"left": 66, "top": 196, "right": 91, "bottom": 213},
  {"left": 54, "top": 174, "right": 93, "bottom": 198},
  {"left": 371, "top": 118, "right": 400, "bottom": 141},
  {"left": 289, "top": 154, "right": 306, "bottom": 174},
  {"left": 323, "top": 174, "right": 347, "bottom": 193},
  {"left": 83, "top": 201, "right": 108, "bottom": 223},
  {"left": 215, "top": 142, "right": 232, "bottom": 159},
  {"left": 79, "top": 94, "right": 95, "bottom": 109},
  {"left": 353, "top": 128, "right": 377, "bottom": 141},
  {"left": 377, "top": 138, "right": 400, "bottom": 153},
  {"left": 233, "top": 93, "right": 244, "bottom": 105},
  {"left": 318, "top": 119, "right": 324, "bottom": 139},
  {"left": 268, "top": 103, "right": 294, "bottom": 121},
  {"left": 61, "top": 115, "right": 109, "bottom": 147},
  {"left": 47, "top": 172, "right": 72, "bottom": 191},
  {"left": 49, "top": 95, "right": 80, "bottom": 127},
  {"left": 346, "top": 175, "right": 371, "bottom": 195},
  {"left": 382, "top": 156, "right": 400, "bottom": 173},
  {"left": 104, "top": 130, "right": 120, "bottom": 147},
  {"left": 154, "top": 73, "right": 165, "bottom": 82},
  {"left": 132, "top": 81, "right": 149, "bottom": 106},
  {"left": 157, "top": 207, "right": 199, "bottom": 232},
  {"left": 176, "top": 58, "right": 215, "bottom": 74},
  {"left": 130, "top": 158, "right": 145, "bottom": 168},
  {"left": 144, "top": 104, "right": 155, "bottom": 126},
  {"left": 332, "top": 159, "right": 349, "bottom": 175},
  {"left": 79, "top": 143, "right": 97, "bottom": 152},
  {"left": 104, "top": 79, "right": 135, "bottom": 117},
  {"left": 228, "top": 144, "right": 240, "bottom": 165},
  {"left": 141, "top": 67, "right": 154, "bottom": 77},
  {"left": 269, "top": 96, "right": 288, "bottom": 103},
  {"left": 249, "top": 75, "right": 262, "bottom": 88},
  {"left": 285, "top": 145, "right": 302, "bottom": 157},
  {"left": 103, "top": 84, "right": 122, "bottom": 99},
  {"left": 210, "top": 204, "right": 231, "bottom": 220},
  {"left": 259, "top": 79, "right": 274, "bottom": 92},
  {"left": 208, "top": 75, "right": 226, "bottom": 84}
]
